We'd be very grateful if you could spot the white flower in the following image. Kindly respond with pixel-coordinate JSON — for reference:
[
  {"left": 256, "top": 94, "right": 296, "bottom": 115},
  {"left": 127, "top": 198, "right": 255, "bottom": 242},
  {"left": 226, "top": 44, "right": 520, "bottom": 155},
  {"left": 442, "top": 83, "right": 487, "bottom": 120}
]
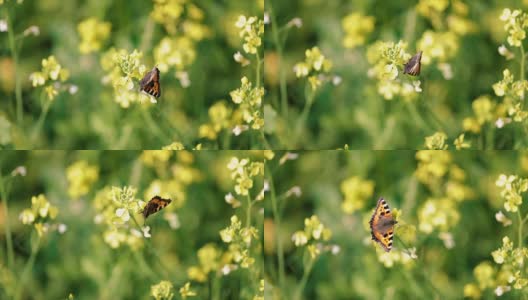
[
  {"left": 115, "top": 207, "right": 130, "bottom": 222},
  {"left": 142, "top": 226, "right": 151, "bottom": 238},
  {"left": 164, "top": 212, "right": 181, "bottom": 229},
  {"left": 292, "top": 231, "right": 308, "bottom": 246},
  {"left": 58, "top": 224, "right": 67, "bottom": 234},
  {"left": 0, "top": 20, "right": 7, "bottom": 32},
  {"left": 279, "top": 152, "right": 299, "bottom": 165},
  {"left": 495, "top": 211, "right": 512, "bottom": 226}
]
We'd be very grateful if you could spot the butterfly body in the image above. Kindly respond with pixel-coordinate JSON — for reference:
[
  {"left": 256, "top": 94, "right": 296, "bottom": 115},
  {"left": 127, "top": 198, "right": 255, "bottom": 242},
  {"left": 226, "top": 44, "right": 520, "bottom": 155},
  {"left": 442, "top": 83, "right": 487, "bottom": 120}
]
[
  {"left": 403, "top": 51, "right": 422, "bottom": 76},
  {"left": 142, "top": 196, "right": 171, "bottom": 219},
  {"left": 139, "top": 67, "right": 161, "bottom": 98},
  {"left": 369, "top": 198, "right": 397, "bottom": 252}
]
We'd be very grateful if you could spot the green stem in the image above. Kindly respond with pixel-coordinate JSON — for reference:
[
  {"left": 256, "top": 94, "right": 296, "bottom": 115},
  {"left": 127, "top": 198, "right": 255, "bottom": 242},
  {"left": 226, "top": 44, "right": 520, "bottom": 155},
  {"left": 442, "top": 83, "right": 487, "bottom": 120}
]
[
  {"left": 246, "top": 194, "right": 252, "bottom": 227},
  {"left": 518, "top": 210, "right": 523, "bottom": 248},
  {"left": 14, "top": 233, "right": 41, "bottom": 300},
  {"left": 260, "top": 131, "right": 271, "bottom": 149},
  {"left": 269, "top": 1, "right": 289, "bottom": 119},
  {"left": 140, "top": 107, "right": 170, "bottom": 144},
  {"left": 30, "top": 97, "right": 52, "bottom": 144},
  {"left": 293, "top": 256, "right": 315, "bottom": 300},
  {"left": 268, "top": 167, "right": 285, "bottom": 292},
  {"left": 255, "top": 52, "right": 262, "bottom": 88},
  {"left": 0, "top": 172, "right": 15, "bottom": 270},
  {"left": 6, "top": 9, "right": 23, "bottom": 125},
  {"left": 521, "top": 44, "right": 525, "bottom": 82},
  {"left": 294, "top": 87, "right": 315, "bottom": 145}
]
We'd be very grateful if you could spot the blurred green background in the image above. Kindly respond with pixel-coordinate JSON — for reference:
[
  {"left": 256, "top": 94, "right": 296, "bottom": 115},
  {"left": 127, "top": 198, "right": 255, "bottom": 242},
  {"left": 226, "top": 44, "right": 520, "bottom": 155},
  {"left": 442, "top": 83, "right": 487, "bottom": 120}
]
[
  {"left": 265, "top": 0, "right": 528, "bottom": 149},
  {"left": 0, "top": 150, "right": 264, "bottom": 299},
  {"left": 264, "top": 150, "right": 528, "bottom": 299},
  {"left": 0, "top": 0, "right": 263, "bottom": 149}
]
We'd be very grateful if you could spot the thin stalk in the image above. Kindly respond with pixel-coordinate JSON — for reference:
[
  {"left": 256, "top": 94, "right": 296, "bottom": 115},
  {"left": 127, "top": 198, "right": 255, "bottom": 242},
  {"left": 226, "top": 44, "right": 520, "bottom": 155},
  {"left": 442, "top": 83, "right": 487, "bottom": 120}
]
[
  {"left": 295, "top": 86, "right": 315, "bottom": 145},
  {"left": 14, "top": 234, "right": 41, "bottom": 300},
  {"left": 246, "top": 194, "right": 252, "bottom": 227},
  {"left": 30, "top": 96, "right": 52, "bottom": 144},
  {"left": 6, "top": 10, "right": 23, "bottom": 125},
  {"left": 521, "top": 44, "right": 525, "bottom": 82},
  {"left": 268, "top": 168, "right": 285, "bottom": 292},
  {"left": 518, "top": 210, "right": 523, "bottom": 248},
  {"left": 140, "top": 107, "right": 171, "bottom": 144},
  {"left": 269, "top": 1, "right": 289, "bottom": 118},
  {"left": 0, "top": 172, "right": 14, "bottom": 270},
  {"left": 293, "top": 256, "right": 315, "bottom": 300},
  {"left": 256, "top": 52, "right": 262, "bottom": 88},
  {"left": 260, "top": 131, "right": 271, "bottom": 149}
]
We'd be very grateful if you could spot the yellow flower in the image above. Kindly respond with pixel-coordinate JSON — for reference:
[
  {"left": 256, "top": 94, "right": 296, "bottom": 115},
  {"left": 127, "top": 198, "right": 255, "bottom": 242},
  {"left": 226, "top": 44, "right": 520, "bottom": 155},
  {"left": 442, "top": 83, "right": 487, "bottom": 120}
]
[
  {"left": 235, "top": 15, "right": 264, "bottom": 54},
  {"left": 340, "top": 176, "right": 375, "bottom": 214},
  {"left": 66, "top": 160, "right": 99, "bottom": 199},
  {"left": 424, "top": 132, "right": 448, "bottom": 150},
  {"left": 418, "top": 197, "right": 460, "bottom": 233},
  {"left": 151, "top": 280, "right": 174, "bottom": 300},
  {"left": 162, "top": 142, "right": 185, "bottom": 150},
  {"left": 77, "top": 18, "right": 111, "bottom": 54},
  {"left": 229, "top": 77, "right": 264, "bottom": 129},
  {"left": 342, "top": 12, "right": 375, "bottom": 48},
  {"left": 454, "top": 134, "right": 471, "bottom": 150},
  {"left": 44, "top": 85, "right": 58, "bottom": 101}
]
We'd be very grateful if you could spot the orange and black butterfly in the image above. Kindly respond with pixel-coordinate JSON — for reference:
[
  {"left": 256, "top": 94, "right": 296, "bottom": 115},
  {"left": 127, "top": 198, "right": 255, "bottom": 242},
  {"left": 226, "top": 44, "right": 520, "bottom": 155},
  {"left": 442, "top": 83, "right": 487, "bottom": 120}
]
[
  {"left": 142, "top": 196, "right": 171, "bottom": 219},
  {"left": 369, "top": 197, "right": 398, "bottom": 252},
  {"left": 403, "top": 51, "right": 422, "bottom": 76},
  {"left": 139, "top": 66, "right": 161, "bottom": 98}
]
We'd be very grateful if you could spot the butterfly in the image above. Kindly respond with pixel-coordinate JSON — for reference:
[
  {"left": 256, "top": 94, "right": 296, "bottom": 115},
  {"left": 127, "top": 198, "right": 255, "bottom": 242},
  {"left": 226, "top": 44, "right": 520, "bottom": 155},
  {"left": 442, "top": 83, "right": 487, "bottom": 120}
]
[
  {"left": 142, "top": 196, "right": 171, "bottom": 219},
  {"left": 369, "top": 197, "right": 398, "bottom": 252},
  {"left": 403, "top": 51, "right": 422, "bottom": 76},
  {"left": 139, "top": 66, "right": 161, "bottom": 98}
]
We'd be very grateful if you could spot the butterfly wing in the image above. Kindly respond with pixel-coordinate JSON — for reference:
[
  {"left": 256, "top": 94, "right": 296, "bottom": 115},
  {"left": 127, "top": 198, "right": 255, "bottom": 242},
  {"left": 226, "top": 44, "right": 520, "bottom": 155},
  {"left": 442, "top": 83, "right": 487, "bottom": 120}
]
[
  {"left": 369, "top": 198, "right": 396, "bottom": 252},
  {"left": 142, "top": 196, "right": 172, "bottom": 219},
  {"left": 139, "top": 67, "right": 161, "bottom": 98},
  {"left": 403, "top": 51, "right": 422, "bottom": 76}
]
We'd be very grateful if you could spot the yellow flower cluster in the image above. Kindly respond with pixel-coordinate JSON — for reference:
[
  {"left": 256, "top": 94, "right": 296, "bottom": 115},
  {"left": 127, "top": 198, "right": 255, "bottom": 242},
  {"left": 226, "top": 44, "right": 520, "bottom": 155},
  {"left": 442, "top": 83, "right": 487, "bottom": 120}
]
[
  {"left": 463, "top": 95, "right": 506, "bottom": 133},
  {"left": 417, "top": 31, "right": 459, "bottom": 65},
  {"left": 151, "top": 280, "right": 174, "bottom": 300},
  {"left": 235, "top": 15, "right": 264, "bottom": 55},
  {"left": 199, "top": 101, "right": 237, "bottom": 140},
  {"left": 342, "top": 12, "right": 375, "bottom": 49},
  {"left": 220, "top": 215, "right": 259, "bottom": 268},
  {"left": 187, "top": 243, "right": 234, "bottom": 282},
  {"left": 424, "top": 132, "right": 448, "bottom": 150},
  {"left": 140, "top": 150, "right": 202, "bottom": 210},
  {"left": 151, "top": 0, "right": 210, "bottom": 39},
  {"left": 29, "top": 55, "right": 70, "bottom": 101},
  {"left": 153, "top": 36, "right": 196, "bottom": 73},
  {"left": 291, "top": 215, "right": 333, "bottom": 259},
  {"left": 77, "top": 18, "right": 111, "bottom": 54},
  {"left": 100, "top": 48, "right": 152, "bottom": 107},
  {"left": 19, "top": 194, "right": 59, "bottom": 236},
  {"left": 340, "top": 176, "right": 375, "bottom": 214},
  {"left": 418, "top": 197, "right": 460, "bottom": 233},
  {"left": 493, "top": 69, "right": 528, "bottom": 122},
  {"left": 230, "top": 77, "right": 264, "bottom": 130},
  {"left": 496, "top": 174, "right": 528, "bottom": 212},
  {"left": 66, "top": 160, "right": 99, "bottom": 199},
  {"left": 150, "top": 0, "right": 209, "bottom": 86},
  {"left": 93, "top": 186, "right": 149, "bottom": 249},
  {"left": 376, "top": 247, "right": 417, "bottom": 268},
  {"left": 500, "top": 9, "right": 528, "bottom": 47},
  {"left": 415, "top": 151, "right": 473, "bottom": 238},
  {"left": 293, "top": 47, "right": 333, "bottom": 91},
  {"left": 367, "top": 41, "right": 421, "bottom": 100},
  {"left": 162, "top": 142, "right": 185, "bottom": 150},
  {"left": 227, "top": 157, "right": 264, "bottom": 196},
  {"left": 415, "top": 1, "right": 475, "bottom": 78},
  {"left": 179, "top": 282, "right": 197, "bottom": 299}
]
